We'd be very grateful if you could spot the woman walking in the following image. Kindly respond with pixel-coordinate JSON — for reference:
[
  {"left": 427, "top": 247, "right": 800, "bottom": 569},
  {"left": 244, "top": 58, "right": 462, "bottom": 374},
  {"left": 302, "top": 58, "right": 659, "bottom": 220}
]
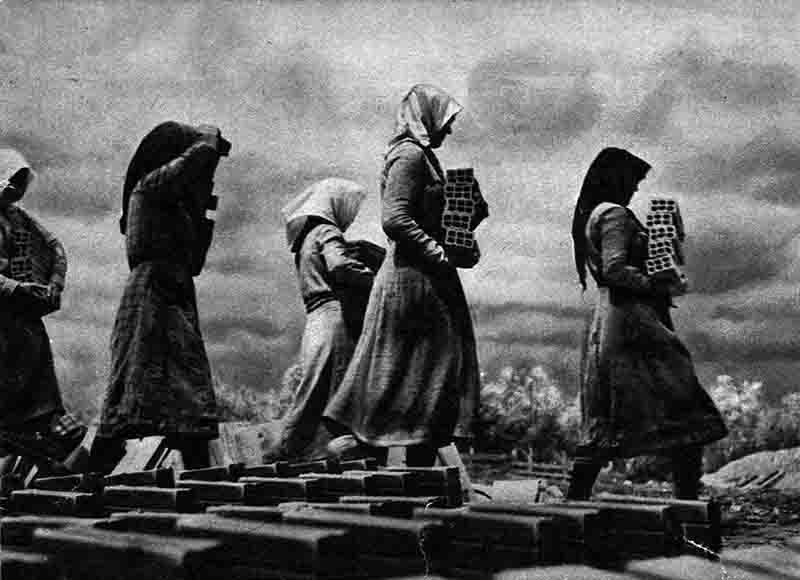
[
  {"left": 567, "top": 147, "right": 727, "bottom": 500},
  {"left": 90, "top": 121, "right": 230, "bottom": 472},
  {"left": 277, "top": 178, "right": 376, "bottom": 460},
  {"left": 324, "top": 84, "right": 482, "bottom": 467}
]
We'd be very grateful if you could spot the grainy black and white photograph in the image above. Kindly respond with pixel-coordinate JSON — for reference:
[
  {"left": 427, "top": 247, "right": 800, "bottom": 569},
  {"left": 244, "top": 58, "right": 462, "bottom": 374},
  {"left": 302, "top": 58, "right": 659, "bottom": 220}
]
[{"left": 0, "top": 1, "right": 799, "bottom": 578}]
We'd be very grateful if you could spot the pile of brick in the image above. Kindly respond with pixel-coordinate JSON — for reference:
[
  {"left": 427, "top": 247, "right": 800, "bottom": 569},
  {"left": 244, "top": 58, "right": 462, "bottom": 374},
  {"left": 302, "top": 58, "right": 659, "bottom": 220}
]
[{"left": 0, "top": 456, "right": 722, "bottom": 579}]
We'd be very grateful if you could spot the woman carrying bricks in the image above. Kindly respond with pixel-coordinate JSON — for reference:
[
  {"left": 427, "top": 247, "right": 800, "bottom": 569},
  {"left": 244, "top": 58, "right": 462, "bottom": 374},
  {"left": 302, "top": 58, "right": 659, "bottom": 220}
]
[
  {"left": 567, "top": 147, "right": 727, "bottom": 500},
  {"left": 276, "top": 178, "right": 378, "bottom": 460},
  {"left": 89, "top": 121, "right": 230, "bottom": 473},
  {"left": 323, "top": 84, "right": 481, "bottom": 467},
  {"left": 0, "top": 148, "right": 86, "bottom": 468}
]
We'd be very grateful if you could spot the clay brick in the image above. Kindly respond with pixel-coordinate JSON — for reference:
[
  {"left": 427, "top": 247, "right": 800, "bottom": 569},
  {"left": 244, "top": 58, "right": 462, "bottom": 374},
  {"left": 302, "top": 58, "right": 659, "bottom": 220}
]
[
  {"left": 102, "top": 511, "right": 182, "bottom": 534},
  {"left": 205, "top": 505, "right": 285, "bottom": 522},
  {"left": 0, "top": 549, "right": 56, "bottom": 580},
  {"left": 178, "top": 480, "right": 247, "bottom": 504},
  {"left": 32, "top": 473, "right": 104, "bottom": 493},
  {"left": 281, "top": 509, "right": 447, "bottom": 557},
  {"left": 103, "top": 485, "right": 199, "bottom": 512},
  {"left": 32, "top": 525, "right": 224, "bottom": 580},
  {"left": 340, "top": 458, "right": 378, "bottom": 471},
  {"left": 177, "top": 467, "right": 231, "bottom": 482},
  {"left": 288, "top": 458, "right": 342, "bottom": 475},
  {"left": 1, "top": 515, "right": 106, "bottom": 546},
  {"left": 596, "top": 493, "right": 720, "bottom": 526},
  {"left": 358, "top": 554, "right": 439, "bottom": 578},
  {"left": 342, "top": 470, "right": 409, "bottom": 495},
  {"left": 557, "top": 500, "right": 675, "bottom": 532},
  {"left": 413, "top": 507, "right": 560, "bottom": 563},
  {"left": 384, "top": 466, "right": 462, "bottom": 505},
  {"left": 338, "top": 495, "right": 449, "bottom": 518},
  {"left": 611, "top": 529, "right": 674, "bottom": 558},
  {"left": 236, "top": 462, "right": 292, "bottom": 478},
  {"left": 104, "top": 468, "right": 175, "bottom": 488},
  {"left": 9, "top": 489, "right": 104, "bottom": 517},
  {"left": 237, "top": 477, "right": 324, "bottom": 501},
  {"left": 175, "top": 514, "right": 356, "bottom": 575},
  {"left": 469, "top": 502, "right": 605, "bottom": 543}
]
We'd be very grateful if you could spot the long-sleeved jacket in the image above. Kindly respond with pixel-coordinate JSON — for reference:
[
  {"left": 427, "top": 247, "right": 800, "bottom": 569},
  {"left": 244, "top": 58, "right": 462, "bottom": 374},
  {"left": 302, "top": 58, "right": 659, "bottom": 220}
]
[{"left": 126, "top": 142, "right": 218, "bottom": 275}]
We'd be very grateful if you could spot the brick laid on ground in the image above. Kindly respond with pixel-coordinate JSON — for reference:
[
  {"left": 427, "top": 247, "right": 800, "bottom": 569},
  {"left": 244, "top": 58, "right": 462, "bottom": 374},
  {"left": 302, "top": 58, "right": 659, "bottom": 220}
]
[
  {"left": 342, "top": 470, "right": 410, "bottom": 495},
  {"left": 174, "top": 514, "right": 357, "bottom": 576},
  {"left": 281, "top": 508, "right": 448, "bottom": 558},
  {"left": 595, "top": 493, "right": 721, "bottom": 527},
  {"left": 384, "top": 466, "right": 462, "bottom": 505},
  {"left": 468, "top": 501, "right": 608, "bottom": 562},
  {"left": 32, "top": 525, "right": 225, "bottom": 580},
  {"left": 101, "top": 512, "right": 183, "bottom": 534},
  {"left": 236, "top": 477, "right": 324, "bottom": 502},
  {"left": 339, "top": 458, "right": 378, "bottom": 471},
  {"left": 103, "top": 485, "right": 198, "bottom": 512},
  {"left": 104, "top": 468, "right": 175, "bottom": 488},
  {"left": 413, "top": 506, "right": 562, "bottom": 566},
  {"left": 338, "top": 495, "right": 449, "bottom": 517},
  {"left": 9, "top": 489, "right": 104, "bottom": 517},
  {"left": 177, "top": 467, "right": 231, "bottom": 482},
  {"left": 236, "top": 462, "right": 292, "bottom": 478},
  {"left": 31, "top": 473, "right": 105, "bottom": 493},
  {"left": 205, "top": 505, "right": 285, "bottom": 522},
  {"left": 556, "top": 500, "right": 677, "bottom": 532},
  {"left": 1, "top": 515, "right": 107, "bottom": 546},
  {"left": 0, "top": 549, "right": 57, "bottom": 580},
  {"left": 288, "top": 459, "right": 342, "bottom": 475}
]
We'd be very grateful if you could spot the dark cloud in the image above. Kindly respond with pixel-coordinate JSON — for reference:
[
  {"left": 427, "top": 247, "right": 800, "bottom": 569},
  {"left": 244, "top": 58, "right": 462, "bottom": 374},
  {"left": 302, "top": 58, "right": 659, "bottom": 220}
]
[
  {"left": 662, "top": 128, "right": 800, "bottom": 200},
  {"left": 623, "top": 37, "right": 800, "bottom": 139},
  {"left": 462, "top": 47, "right": 604, "bottom": 153},
  {"left": 621, "top": 79, "right": 680, "bottom": 139},
  {"left": 683, "top": 224, "right": 794, "bottom": 294}
]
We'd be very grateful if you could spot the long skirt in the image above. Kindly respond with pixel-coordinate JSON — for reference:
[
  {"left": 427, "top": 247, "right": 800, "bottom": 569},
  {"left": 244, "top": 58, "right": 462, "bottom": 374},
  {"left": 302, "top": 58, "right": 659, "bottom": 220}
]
[
  {"left": 278, "top": 300, "right": 355, "bottom": 459},
  {"left": 97, "top": 262, "right": 218, "bottom": 440},
  {"left": 324, "top": 244, "right": 480, "bottom": 447},
  {"left": 580, "top": 288, "right": 727, "bottom": 458},
  {"left": 0, "top": 312, "right": 63, "bottom": 428}
]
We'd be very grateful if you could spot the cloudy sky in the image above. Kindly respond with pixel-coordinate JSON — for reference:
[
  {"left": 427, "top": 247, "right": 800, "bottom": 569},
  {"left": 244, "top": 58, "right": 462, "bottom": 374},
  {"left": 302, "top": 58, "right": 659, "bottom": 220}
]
[{"left": 2, "top": 0, "right": 799, "bottom": 416}]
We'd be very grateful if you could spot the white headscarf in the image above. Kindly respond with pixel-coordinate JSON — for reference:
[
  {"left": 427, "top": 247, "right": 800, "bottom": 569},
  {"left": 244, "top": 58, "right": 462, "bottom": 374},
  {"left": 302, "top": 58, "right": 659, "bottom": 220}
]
[
  {"left": 391, "top": 84, "right": 463, "bottom": 148},
  {"left": 282, "top": 178, "right": 367, "bottom": 250},
  {"left": 0, "top": 148, "right": 34, "bottom": 197}
]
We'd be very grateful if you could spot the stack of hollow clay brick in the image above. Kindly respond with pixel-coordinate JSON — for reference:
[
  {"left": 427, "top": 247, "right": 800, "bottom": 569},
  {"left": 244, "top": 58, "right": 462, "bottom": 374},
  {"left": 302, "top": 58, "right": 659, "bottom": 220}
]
[
  {"left": 0, "top": 458, "right": 722, "bottom": 580},
  {"left": 645, "top": 198, "right": 687, "bottom": 284}
]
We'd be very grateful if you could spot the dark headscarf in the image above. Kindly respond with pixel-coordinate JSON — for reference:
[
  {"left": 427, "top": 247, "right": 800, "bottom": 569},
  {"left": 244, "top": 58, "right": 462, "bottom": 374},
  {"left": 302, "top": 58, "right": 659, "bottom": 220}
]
[
  {"left": 571, "top": 147, "right": 651, "bottom": 290},
  {"left": 120, "top": 121, "right": 201, "bottom": 234}
]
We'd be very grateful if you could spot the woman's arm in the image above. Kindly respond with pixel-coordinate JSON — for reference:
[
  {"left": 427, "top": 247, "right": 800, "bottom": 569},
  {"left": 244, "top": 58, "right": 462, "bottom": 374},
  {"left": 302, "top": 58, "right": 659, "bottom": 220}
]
[
  {"left": 134, "top": 142, "right": 219, "bottom": 203},
  {"left": 318, "top": 225, "right": 375, "bottom": 290},
  {"left": 382, "top": 147, "right": 448, "bottom": 270},
  {"left": 598, "top": 206, "right": 656, "bottom": 294}
]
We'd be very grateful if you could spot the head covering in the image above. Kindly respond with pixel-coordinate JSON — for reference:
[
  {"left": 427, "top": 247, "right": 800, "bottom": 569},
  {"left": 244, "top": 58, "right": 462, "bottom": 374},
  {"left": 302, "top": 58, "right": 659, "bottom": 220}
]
[
  {"left": 0, "top": 148, "right": 35, "bottom": 203},
  {"left": 389, "top": 84, "right": 463, "bottom": 149},
  {"left": 120, "top": 121, "right": 202, "bottom": 234},
  {"left": 282, "top": 178, "right": 367, "bottom": 252},
  {"left": 571, "top": 147, "right": 651, "bottom": 290}
]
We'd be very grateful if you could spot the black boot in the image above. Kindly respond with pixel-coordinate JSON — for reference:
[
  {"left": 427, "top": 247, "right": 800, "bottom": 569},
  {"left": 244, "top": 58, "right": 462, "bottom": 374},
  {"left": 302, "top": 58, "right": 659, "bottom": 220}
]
[
  {"left": 566, "top": 457, "right": 603, "bottom": 500},
  {"left": 671, "top": 446, "right": 703, "bottom": 500}
]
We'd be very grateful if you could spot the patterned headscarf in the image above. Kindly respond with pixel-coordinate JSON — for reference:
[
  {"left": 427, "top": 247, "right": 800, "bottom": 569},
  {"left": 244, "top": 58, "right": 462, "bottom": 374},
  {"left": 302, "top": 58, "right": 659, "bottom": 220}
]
[
  {"left": 282, "top": 178, "right": 367, "bottom": 252},
  {"left": 389, "top": 84, "right": 463, "bottom": 149},
  {"left": 571, "top": 147, "right": 651, "bottom": 290},
  {"left": 120, "top": 121, "right": 201, "bottom": 234},
  {"left": 0, "top": 148, "right": 35, "bottom": 203}
]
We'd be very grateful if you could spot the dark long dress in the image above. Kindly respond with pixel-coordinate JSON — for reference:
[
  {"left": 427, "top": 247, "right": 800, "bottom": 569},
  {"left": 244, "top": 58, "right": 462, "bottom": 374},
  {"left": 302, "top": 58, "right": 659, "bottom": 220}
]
[
  {"left": 97, "top": 142, "right": 219, "bottom": 440},
  {"left": 324, "top": 140, "right": 480, "bottom": 447},
  {"left": 0, "top": 206, "right": 66, "bottom": 428},
  {"left": 277, "top": 222, "right": 375, "bottom": 459},
  {"left": 579, "top": 202, "right": 727, "bottom": 458}
]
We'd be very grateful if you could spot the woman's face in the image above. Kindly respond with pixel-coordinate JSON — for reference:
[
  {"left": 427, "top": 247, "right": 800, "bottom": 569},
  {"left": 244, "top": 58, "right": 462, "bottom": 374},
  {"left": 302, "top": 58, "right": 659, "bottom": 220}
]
[{"left": 429, "top": 118, "right": 454, "bottom": 149}]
